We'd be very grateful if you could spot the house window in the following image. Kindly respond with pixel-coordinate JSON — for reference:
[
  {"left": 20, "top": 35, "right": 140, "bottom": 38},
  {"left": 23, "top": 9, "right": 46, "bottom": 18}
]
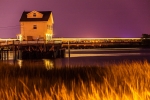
[
  {"left": 47, "top": 25, "right": 50, "bottom": 29},
  {"left": 33, "top": 13, "right": 36, "bottom": 17},
  {"left": 47, "top": 25, "right": 49, "bottom": 29},
  {"left": 51, "top": 25, "right": 53, "bottom": 30},
  {"left": 47, "top": 25, "right": 53, "bottom": 30},
  {"left": 33, "top": 25, "right": 37, "bottom": 29}
]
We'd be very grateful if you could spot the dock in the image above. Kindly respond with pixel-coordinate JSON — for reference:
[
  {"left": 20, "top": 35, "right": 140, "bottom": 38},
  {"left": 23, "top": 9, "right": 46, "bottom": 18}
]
[
  {"left": 0, "top": 40, "right": 65, "bottom": 60},
  {"left": 0, "top": 37, "right": 145, "bottom": 60}
]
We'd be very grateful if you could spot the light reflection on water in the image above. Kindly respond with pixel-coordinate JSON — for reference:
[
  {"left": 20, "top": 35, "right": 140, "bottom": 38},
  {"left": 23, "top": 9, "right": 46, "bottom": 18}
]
[
  {"left": 17, "top": 60, "right": 22, "bottom": 68},
  {"left": 5, "top": 59, "right": 64, "bottom": 70},
  {"left": 65, "top": 53, "right": 142, "bottom": 57},
  {"left": 10, "top": 59, "right": 54, "bottom": 70},
  {"left": 43, "top": 59, "right": 54, "bottom": 70},
  {"left": 1, "top": 48, "right": 150, "bottom": 68}
]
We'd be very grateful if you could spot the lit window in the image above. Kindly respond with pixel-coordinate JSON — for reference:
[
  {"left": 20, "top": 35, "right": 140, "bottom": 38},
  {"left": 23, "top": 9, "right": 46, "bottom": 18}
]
[
  {"left": 47, "top": 25, "right": 51, "bottom": 29},
  {"left": 47, "top": 25, "right": 53, "bottom": 30},
  {"left": 51, "top": 25, "right": 53, "bottom": 30},
  {"left": 33, "top": 13, "right": 36, "bottom": 17},
  {"left": 33, "top": 25, "right": 37, "bottom": 29}
]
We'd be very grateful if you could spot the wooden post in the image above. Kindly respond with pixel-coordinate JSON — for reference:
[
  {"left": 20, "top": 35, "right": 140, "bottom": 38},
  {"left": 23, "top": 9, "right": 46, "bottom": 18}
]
[
  {"left": 1, "top": 50, "right": 3, "bottom": 60},
  {"left": 14, "top": 46, "right": 16, "bottom": 60},
  {"left": 17, "top": 45, "right": 20, "bottom": 59},
  {"left": 6, "top": 50, "right": 8, "bottom": 60},
  {"left": 0, "top": 48, "right": 2, "bottom": 59},
  {"left": 18, "top": 50, "right": 19, "bottom": 59},
  {"left": 4, "top": 50, "right": 6, "bottom": 60},
  {"left": 68, "top": 41, "right": 70, "bottom": 58}
]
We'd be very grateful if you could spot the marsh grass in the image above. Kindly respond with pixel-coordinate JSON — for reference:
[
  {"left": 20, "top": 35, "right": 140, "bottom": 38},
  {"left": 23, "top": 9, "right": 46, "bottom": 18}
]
[{"left": 0, "top": 60, "right": 150, "bottom": 99}]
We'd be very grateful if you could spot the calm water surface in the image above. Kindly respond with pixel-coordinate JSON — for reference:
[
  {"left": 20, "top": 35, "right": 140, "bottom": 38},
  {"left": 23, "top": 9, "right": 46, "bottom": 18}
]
[{"left": 2, "top": 48, "right": 150, "bottom": 69}]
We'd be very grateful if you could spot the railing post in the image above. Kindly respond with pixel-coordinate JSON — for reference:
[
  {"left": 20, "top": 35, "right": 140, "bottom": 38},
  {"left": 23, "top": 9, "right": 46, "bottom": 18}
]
[
  {"left": 1, "top": 49, "right": 3, "bottom": 60},
  {"left": 68, "top": 41, "right": 70, "bottom": 58},
  {"left": 13, "top": 45, "right": 17, "bottom": 60},
  {"left": 6, "top": 49, "right": 9, "bottom": 60}
]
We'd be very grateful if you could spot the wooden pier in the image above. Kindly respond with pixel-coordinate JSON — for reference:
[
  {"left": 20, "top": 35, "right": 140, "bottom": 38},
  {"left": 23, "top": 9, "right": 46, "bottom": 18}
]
[
  {"left": 0, "top": 38, "right": 143, "bottom": 60},
  {"left": 0, "top": 40, "right": 65, "bottom": 60}
]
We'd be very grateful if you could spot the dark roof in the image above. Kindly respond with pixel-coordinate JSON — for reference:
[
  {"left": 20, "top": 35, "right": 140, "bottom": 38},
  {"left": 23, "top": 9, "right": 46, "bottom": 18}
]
[{"left": 20, "top": 11, "right": 52, "bottom": 22}]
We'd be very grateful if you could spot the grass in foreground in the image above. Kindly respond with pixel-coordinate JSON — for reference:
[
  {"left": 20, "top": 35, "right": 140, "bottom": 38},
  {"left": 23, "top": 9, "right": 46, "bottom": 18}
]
[{"left": 0, "top": 60, "right": 150, "bottom": 100}]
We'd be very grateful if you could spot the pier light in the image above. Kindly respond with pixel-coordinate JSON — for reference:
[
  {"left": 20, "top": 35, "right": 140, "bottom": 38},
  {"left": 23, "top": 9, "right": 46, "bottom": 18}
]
[
  {"left": 20, "top": 35, "right": 22, "bottom": 41},
  {"left": 46, "top": 33, "right": 52, "bottom": 41},
  {"left": 17, "top": 34, "right": 22, "bottom": 41}
]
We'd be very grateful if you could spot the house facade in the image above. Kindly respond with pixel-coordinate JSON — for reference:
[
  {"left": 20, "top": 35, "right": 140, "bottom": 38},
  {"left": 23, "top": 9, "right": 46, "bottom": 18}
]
[{"left": 18, "top": 10, "right": 54, "bottom": 41}]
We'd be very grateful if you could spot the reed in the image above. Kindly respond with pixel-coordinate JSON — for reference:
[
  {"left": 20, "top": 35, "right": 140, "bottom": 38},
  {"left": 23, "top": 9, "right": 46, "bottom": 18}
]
[{"left": 0, "top": 60, "right": 150, "bottom": 100}]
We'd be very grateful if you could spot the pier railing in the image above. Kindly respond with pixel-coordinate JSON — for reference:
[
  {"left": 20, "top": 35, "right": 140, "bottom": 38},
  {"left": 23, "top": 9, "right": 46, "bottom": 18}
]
[
  {"left": 0, "top": 40, "right": 62, "bottom": 46},
  {"left": 0, "top": 40, "right": 65, "bottom": 60}
]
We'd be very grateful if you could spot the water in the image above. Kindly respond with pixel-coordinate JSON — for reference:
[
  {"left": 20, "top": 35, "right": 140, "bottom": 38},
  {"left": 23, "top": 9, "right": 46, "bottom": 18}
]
[{"left": 2, "top": 48, "right": 150, "bottom": 68}]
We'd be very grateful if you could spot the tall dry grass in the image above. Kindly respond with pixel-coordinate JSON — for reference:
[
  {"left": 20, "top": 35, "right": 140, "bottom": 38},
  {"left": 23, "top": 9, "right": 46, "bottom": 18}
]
[{"left": 0, "top": 60, "right": 150, "bottom": 100}]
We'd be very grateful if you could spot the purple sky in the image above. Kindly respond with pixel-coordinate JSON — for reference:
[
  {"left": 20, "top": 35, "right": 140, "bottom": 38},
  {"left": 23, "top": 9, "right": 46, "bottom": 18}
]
[{"left": 0, "top": 0, "right": 150, "bottom": 38}]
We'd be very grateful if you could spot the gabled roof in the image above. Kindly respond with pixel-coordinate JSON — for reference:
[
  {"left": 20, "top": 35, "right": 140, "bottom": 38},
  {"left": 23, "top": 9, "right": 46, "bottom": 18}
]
[{"left": 20, "top": 11, "right": 52, "bottom": 22}]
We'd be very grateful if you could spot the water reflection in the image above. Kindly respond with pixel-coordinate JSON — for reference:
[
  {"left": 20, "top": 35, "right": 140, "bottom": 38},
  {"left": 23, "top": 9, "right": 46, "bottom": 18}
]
[
  {"left": 1, "top": 48, "right": 150, "bottom": 68},
  {"left": 17, "top": 60, "right": 23, "bottom": 68},
  {"left": 43, "top": 59, "right": 54, "bottom": 70},
  {"left": 12, "top": 59, "right": 63, "bottom": 70},
  {"left": 12, "top": 59, "right": 55, "bottom": 70},
  {"left": 65, "top": 53, "right": 142, "bottom": 57}
]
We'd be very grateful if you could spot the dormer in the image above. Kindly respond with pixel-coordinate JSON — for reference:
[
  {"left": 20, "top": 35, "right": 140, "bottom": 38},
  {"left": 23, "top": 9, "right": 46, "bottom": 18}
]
[{"left": 27, "top": 10, "right": 43, "bottom": 18}]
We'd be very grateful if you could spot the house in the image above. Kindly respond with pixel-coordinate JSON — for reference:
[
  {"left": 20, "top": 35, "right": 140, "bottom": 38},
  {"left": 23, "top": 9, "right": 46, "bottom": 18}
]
[{"left": 17, "top": 10, "right": 54, "bottom": 41}]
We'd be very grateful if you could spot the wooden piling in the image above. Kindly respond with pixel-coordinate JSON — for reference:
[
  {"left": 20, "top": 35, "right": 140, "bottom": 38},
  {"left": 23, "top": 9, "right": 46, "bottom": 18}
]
[
  {"left": 68, "top": 41, "right": 70, "bottom": 58},
  {"left": 14, "top": 46, "right": 17, "bottom": 60},
  {"left": 1, "top": 50, "right": 3, "bottom": 60},
  {"left": 6, "top": 50, "right": 9, "bottom": 60},
  {"left": 4, "top": 50, "right": 6, "bottom": 60},
  {"left": 0, "top": 48, "right": 2, "bottom": 59}
]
